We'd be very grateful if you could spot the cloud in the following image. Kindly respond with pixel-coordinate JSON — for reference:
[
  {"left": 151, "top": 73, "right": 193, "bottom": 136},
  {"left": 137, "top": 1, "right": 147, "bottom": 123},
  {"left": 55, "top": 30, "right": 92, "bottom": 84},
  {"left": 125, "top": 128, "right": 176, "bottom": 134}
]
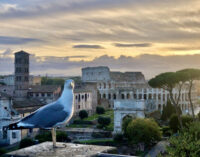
[
  {"left": 0, "top": 36, "right": 42, "bottom": 45},
  {"left": 114, "top": 43, "right": 152, "bottom": 48},
  {"left": 73, "top": 44, "right": 104, "bottom": 49},
  {"left": 1, "top": 48, "right": 13, "bottom": 56},
  {"left": 2, "top": 52, "right": 200, "bottom": 79}
]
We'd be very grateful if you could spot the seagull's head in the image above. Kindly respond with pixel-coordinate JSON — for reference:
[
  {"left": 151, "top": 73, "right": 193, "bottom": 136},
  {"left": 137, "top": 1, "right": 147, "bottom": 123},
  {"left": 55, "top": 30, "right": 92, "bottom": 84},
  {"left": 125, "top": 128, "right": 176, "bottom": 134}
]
[{"left": 64, "top": 79, "right": 75, "bottom": 90}]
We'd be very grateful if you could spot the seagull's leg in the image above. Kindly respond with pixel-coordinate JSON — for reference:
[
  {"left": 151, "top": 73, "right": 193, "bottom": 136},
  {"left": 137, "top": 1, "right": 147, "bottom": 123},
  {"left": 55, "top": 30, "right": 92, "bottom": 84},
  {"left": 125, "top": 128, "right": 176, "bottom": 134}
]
[{"left": 52, "top": 128, "right": 57, "bottom": 148}]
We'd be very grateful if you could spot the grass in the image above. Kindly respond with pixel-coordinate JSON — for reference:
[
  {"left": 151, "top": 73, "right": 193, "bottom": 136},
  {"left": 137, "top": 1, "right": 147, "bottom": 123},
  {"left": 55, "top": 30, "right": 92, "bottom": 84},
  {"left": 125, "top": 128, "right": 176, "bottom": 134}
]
[
  {"left": 84, "top": 110, "right": 113, "bottom": 121},
  {"left": 67, "top": 109, "right": 114, "bottom": 131}
]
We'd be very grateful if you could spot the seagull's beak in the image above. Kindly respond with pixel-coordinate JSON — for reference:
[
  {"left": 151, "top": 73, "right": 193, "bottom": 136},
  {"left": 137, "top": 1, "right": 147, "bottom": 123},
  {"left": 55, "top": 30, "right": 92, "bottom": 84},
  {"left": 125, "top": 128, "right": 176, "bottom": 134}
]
[{"left": 70, "top": 82, "right": 75, "bottom": 89}]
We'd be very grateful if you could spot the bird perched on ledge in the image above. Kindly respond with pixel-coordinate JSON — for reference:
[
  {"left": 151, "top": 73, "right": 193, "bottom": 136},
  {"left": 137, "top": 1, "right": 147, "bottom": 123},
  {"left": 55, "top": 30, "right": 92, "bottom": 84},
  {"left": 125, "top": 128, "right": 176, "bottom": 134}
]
[{"left": 4, "top": 79, "right": 75, "bottom": 148}]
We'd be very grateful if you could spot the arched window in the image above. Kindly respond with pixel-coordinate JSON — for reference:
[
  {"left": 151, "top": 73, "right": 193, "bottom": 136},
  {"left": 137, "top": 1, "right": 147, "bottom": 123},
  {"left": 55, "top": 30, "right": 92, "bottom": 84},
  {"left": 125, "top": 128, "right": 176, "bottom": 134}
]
[
  {"left": 121, "top": 94, "right": 125, "bottom": 99},
  {"left": 158, "top": 104, "right": 161, "bottom": 111},
  {"left": 149, "top": 94, "right": 152, "bottom": 99},
  {"left": 127, "top": 93, "right": 130, "bottom": 99},
  {"left": 139, "top": 94, "right": 142, "bottom": 99},
  {"left": 113, "top": 94, "right": 116, "bottom": 100},
  {"left": 104, "top": 83, "right": 106, "bottom": 89},
  {"left": 108, "top": 94, "right": 111, "bottom": 99},
  {"left": 144, "top": 94, "right": 147, "bottom": 100}
]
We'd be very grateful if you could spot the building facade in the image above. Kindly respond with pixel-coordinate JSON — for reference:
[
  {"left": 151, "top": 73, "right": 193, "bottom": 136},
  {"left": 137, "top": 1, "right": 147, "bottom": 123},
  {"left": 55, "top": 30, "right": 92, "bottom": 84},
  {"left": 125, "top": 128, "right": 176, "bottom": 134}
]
[
  {"left": 27, "top": 85, "right": 61, "bottom": 104},
  {"left": 82, "top": 66, "right": 197, "bottom": 113},
  {"left": 74, "top": 89, "right": 93, "bottom": 116},
  {"left": 0, "top": 93, "right": 21, "bottom": 146}
]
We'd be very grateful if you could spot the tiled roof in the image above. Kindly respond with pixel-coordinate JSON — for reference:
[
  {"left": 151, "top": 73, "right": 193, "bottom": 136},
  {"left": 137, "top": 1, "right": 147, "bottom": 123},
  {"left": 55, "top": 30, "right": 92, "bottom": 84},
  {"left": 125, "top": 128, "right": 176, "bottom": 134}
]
[
  {"left": 13, "top": 99, "right": 44, "bottom": 108},
  {"left": 28, "top": 85, "right": 61, "bottom": 93}
]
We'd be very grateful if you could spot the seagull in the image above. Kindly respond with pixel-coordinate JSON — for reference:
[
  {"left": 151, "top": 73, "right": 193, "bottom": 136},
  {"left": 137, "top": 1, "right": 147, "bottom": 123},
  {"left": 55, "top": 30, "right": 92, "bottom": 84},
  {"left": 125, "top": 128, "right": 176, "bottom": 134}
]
[{"left": 5, "top": 79, "right": 75, "bottom": 147}]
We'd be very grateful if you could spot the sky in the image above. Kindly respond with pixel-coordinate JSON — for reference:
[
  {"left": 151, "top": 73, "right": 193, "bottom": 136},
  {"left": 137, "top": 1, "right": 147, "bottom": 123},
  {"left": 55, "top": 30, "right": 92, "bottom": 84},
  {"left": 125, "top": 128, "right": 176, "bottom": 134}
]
[{"left": 0, "top": 0, "right": 200, "bottom": 79}]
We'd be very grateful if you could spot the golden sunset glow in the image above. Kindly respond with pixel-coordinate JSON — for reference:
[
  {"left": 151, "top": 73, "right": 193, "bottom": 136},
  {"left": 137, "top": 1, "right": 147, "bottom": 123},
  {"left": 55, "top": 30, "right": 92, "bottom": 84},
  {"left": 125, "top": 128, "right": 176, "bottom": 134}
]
[{"left": 1, "top": 0, "right": 200, "bottom": 77}]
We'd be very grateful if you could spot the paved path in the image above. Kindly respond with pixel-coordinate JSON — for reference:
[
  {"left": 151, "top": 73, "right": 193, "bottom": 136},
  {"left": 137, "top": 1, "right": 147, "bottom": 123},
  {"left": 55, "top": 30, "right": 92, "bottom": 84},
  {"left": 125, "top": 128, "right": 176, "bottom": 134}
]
[{"left": 145, "top": 141, "right": 169, "bottom": 157}]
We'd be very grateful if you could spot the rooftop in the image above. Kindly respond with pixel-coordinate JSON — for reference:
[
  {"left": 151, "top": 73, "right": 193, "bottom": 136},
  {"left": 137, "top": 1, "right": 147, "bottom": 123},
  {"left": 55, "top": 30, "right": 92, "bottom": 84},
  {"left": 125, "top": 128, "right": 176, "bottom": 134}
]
[
  {"left": 5, "top": 142, "right": 116, "bottom": 157},
  {"left": 110, "top": 72, "right": 146, "bottom": 82},
  {"left": 28, "top": 85, "right": 61, "bottom": 93}
]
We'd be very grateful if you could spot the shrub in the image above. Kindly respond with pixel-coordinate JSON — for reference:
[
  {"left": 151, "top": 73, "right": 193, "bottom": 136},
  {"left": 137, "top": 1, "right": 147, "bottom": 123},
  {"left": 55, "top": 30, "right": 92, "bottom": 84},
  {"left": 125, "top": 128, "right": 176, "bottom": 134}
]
[
  {"left": 73, "top": 120, "right": 93, "bottom": 125},
  {"left": 0, "top": 148, "right": 6, "bottom": 156},
  {"left": 97, "top": 116, "right": 111, "bottom": 128},
  {"left": 126, "top": 118, "right": 162, "bottom": 146},
  {"left": 35, "top": 131, "right": 70, "bottom": 143},
  {"left": 181, "top": 115, "right": 193, "bottom": 128},
  {"left": 161, "top": 101, "right": 176, "bottom": 121},
  {"left": 113, "top": 133, "right": 124, "bottom": 142},
  {"left": 56, "top": 131, "right": 71, "bottom": 142},
  {"left": 96, "top": 106, "right": 105, "bottom": 114},
  {"left": 162, "top": 126, "right": 172, "bottom": 137},
  {"left": 122, "top": 116, "right": 132, "bottom": 137},
  {"left": 20, "top": 138, "right": 35, "bottom": 148},
  {"left": 79, "top": 110, "right": 88, "bottom": 119},
  {"left": 35, "top": 131, "right": 51, "bottom": 143},
  {"left": 166, "top": 121, "right": 200, "bottom": 157},
  {"left": 169, "top": 114, "right": 180, "bottom": 133}
]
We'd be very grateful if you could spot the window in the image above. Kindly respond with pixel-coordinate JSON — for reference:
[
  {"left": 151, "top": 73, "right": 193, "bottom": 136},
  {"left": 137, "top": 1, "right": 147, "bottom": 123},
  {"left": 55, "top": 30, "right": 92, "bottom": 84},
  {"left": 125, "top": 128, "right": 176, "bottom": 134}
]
[
  {"left": 127, "top": 93, "right": 130, "bottom": 99},
  {"left": 85, "top": 94, "right": 87, "bottom": 101},
  {"left": 42, "top": 93, "right": 45, "bottom": 97},
  {"left": 108, "top": 94, "right": 111, "bottom": 99},
  {"left": 82, "top": 95, "right": 84, "bottom": 99},
  {"left": 47, "top": 93, "right": 51, "bottom": 97},
  {"left": 75, "top": 95, "right": 78, "bottom": 99},
  {"left": 12, "top": 132, "right": 17, "bottom": 139},
  {"left": 78, "top": 94, "right": 81, "bottom": 102},
  {"left": 113, "top": 94, "right": 116, "bottom": 100},
  {"left": 104, "top": 83, "right": 106, "bottom": 89},
  {"left": 121, "top": 94, "right": 125, "bottom": 99},
  {"left": 103, "top": 94, "right": 106, "bottom": 99},
  {"left": 3, "top": 130, "right": 7, "bottom": 139},
  {"left": 36, "top": 93, "right": 39, "bottom": 97}
]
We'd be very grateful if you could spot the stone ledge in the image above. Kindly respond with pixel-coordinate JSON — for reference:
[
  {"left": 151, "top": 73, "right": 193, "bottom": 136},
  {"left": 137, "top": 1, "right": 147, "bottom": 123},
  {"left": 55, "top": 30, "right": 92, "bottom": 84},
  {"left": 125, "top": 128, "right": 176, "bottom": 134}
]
[{"left": 5, "top": 142, "right": 116, "bottom": 157}]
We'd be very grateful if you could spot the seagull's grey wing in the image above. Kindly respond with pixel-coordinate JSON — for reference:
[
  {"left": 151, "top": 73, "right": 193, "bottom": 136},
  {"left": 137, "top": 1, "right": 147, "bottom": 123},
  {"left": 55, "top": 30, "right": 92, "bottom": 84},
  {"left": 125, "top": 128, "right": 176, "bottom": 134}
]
[{"left": 19, "top": 101, "right": 69, "bottom": 128}]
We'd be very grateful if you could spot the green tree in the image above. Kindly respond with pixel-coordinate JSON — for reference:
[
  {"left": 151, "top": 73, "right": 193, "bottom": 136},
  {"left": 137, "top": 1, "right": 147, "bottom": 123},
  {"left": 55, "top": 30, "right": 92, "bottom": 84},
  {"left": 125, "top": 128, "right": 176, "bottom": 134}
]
[
  {"left": 161, "top": 101, "right": 182, "bottom": 121},
  {"left": 177, "top": 69, "right": 200, "bottom": 120},
  {"left": 166, "top": 122, "right": 200, "bottom": 157},
  {"left": 169, "top": 114, "right": 180, "bottom": 133},
  {"left": 97, "top": 116, "right": 111, "bottom": 128},
  {"left": 79, "top": 110, "right": 88, "bottom": 119},
  {"left": 96, "top": 106, "right": 105, "bottom": 114},
  {"left": 122, "top": 116, "right": 132, "bottom": 137},
  {"left": 149, "top": 72, "right": 187, "bottom": 129},
  {"left": 126, "top": 118, "right": 162, "bottom": 146}
]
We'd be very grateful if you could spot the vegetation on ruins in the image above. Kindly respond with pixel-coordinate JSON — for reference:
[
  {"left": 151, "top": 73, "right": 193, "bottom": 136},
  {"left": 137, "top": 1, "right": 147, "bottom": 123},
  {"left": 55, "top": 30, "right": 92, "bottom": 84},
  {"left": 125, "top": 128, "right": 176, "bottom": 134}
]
[
  {"left": 126, "top": 118, "right": 162, "bottom": 146},
  {"left": 165, "top": 121, "right": 200, "bottom": 157},
  {"left": 79, "top": 110, "right": 88, "bottom": 119}
]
